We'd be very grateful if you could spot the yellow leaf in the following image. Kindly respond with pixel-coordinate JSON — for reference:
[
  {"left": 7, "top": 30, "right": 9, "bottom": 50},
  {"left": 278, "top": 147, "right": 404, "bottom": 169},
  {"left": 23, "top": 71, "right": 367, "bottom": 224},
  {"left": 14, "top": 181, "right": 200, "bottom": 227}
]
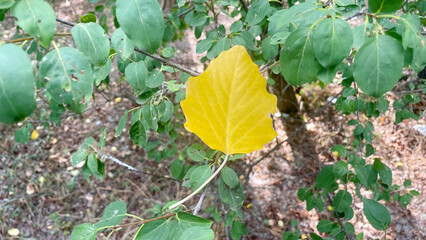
[
  {"left": 31, "top": 130, "right": 39, "bottom": 140},
  {"left": 8, "top": 228, "right": 20, "bottom": 236},
  {"left": 114, "top": 97, "right": 122, "bottom": 103},
  {"left": 181, "top": 46, "right": 277, "bottom": 155}
]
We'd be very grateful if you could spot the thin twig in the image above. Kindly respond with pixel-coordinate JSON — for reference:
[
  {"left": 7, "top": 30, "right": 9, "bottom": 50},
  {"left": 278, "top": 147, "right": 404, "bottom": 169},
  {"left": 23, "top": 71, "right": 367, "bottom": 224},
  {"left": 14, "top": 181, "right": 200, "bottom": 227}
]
[
  {"left": 56, "top": 18, "right": 75, "bottom": 27},
  {"left": 239, "top": 0, "right": 249, "bottom": 12},
  {"left": 345, "top": 7, "right": 368, "bottom": 21},
  {"left": 259, "top": 52, "right": 280, "bottom": 73},
  {"left": 5, "top": 33, "right": 72, "bottom": 43},
  {"left": 134, "top": 48, "right": 200, "bottom": 77},
  {"left": 260, "top": 60, "right": 280, "bottom": 74}
]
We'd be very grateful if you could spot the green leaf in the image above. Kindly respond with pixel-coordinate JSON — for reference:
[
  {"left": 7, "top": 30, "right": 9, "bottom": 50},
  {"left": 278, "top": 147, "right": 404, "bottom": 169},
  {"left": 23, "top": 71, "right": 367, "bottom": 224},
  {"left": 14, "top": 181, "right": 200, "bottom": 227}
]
[
  {"left": 40, "top": 47, "right": 94, "bottom": 114},
  {"left": 354, "top": 35, "right": 404, "bottom": 97},
  {"left": 310, "top": 233, "right": 324, "bottom": 240},
  {"left": 343, "top": 222, "right": 355, "bottom": 234},
  {"left": 352, "top": 23, "right": 373, "bottom": 50},
  {"left": 196, "top": 39, "right": 214, "bottom": 54},
  {"left": 207, "top": 37, "right": 231, "bottom": 59},
  {"left": 368, "top": 0, "right": 404, "bottom": 14},
  {"left": 190, "top": 165, "right": 211, "bottom": 191},
  {"left": 313, "top": 18, "right": 353, "bottom": 68},
  {"left": 317, "top": 219, "right": 333, "bottom": 233},
  {"left": 71, "top": 22, "right": 110, "bottom": 66},
  {"left": 187, "top": 144, "right": 206, "bottom": 162},
  {"left": 280, "top": 27, "right": 321, "bottom": 86},
  {"left": 162, "top": 47, "right": 175, "bottom": 58},
  {"left": 330, "top": 145, "right": 347, "bottom": 158},
  {"left": 129, "top": 120, "right": 146, "bottom": 146},
  {"left": 355, "top": 165, "right": 377, "bottom": 187},
  {"left": 318, "top": 66, "right": 338, "bottom": 84},
  {"left": 11, "top": 0, "right": 56, "bottom": 48},
  {"left": 70, "top": 223, "right": 96, "bottom": 240},
  {"left": 141, "top": 104, "right": 158, "bottom": 131},
  {"left": 230, "top": 21, "right": 243, "bottom": 33},
  {"left": 94, "top": 58, "right": 111, "bottom": 86},
  {"left": 268, "top": 2, "right": 316, "bottom": 36},
  {"left": 135, "top": 219, "right": 170, "bottom": 240},
  {"left": 116, "top": 0, "right": 164, "bottom": 53},
  {"left": 261, "top": 37, "right": 278, "bottom": 60},
  {"left": 365, "top": 144, "right": 375, "bottom": 157},
  {"left": 111, "top": 28, "right": 136, "bottom": 60},
  {"left": 362, "top": 198, "right": 391, "bottom": 230},
  {"left": 316, "top": 165, "right": 335, "bottom": 188},
  {"left": 116, "top": 110, "right": 128, "bottom": 137},
  {"left": 184, "top": 11, "right": 207, "bottom": 26},
  {"left": 245, "top": 0, "right": 269, "bottom": 26},
  {"left": 0, "top": 44, "right": 36, "bottom": 124},
  {"left": 231, "top": 220, "right": 248, "bottom": 240},
  {"left": 94, "top": 201, "right": 127, "bottom": 229},
  {"left": 179, "top": 226, "right": 214, "bottom": 240},
  {"left": 373, "top": 158, "right": 392, "bottom": 187},
  {"left": 87, "top": 153, "right": 98, "bottom": 174},
  {"left": 218, "top": 177, "right": 245, "bottom": 211},
  {"left": 399, "top": 14, "right": 422, "bottom": 49},
  {"left": 80, "top": 13, "right": 96, "bottom": 23},
  {"left": 403, "top": 179, "right": 411, "bottom": 187},
  {"left": 171, "top": 159, "right": 185, "bottom": 180},
  {"left": 71, "top": 149, "right": 88, "bottom": 166},
  {"left": 412, "top": 35, "right": 426, "bottom": 72},
  {"left": 409, "top": 190, "right": 420, "bottom": 196},
  {"left": 160, "top": 100, "right": 174, "bottom": 122},
  {"left": 125, "top": 61, "right": 147, "bottom": 91},
  {"left": 0, "top": 0, "right": 15, "bottom": 9},
  {"left": 14, "top": 124, "right": 33, "bottom": 143},
  {"left": 221, "top": 166, "right": 239, "bottom": 189},
  {"left": 332, "top": 190, "right": 352, "bottom": 212},
  {"left": 333, "top": 161, "right": 348, "bottom": 177},
  {"left": 146, "top": 70, "right": 165, "bottom": 88}
]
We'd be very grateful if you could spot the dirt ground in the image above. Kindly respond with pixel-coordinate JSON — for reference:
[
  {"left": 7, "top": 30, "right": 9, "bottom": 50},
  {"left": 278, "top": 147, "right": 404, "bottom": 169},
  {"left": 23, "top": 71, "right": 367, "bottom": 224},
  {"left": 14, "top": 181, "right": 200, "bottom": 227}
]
[{"left": 1, "top": 1, "right": 425, "bottom": 240}]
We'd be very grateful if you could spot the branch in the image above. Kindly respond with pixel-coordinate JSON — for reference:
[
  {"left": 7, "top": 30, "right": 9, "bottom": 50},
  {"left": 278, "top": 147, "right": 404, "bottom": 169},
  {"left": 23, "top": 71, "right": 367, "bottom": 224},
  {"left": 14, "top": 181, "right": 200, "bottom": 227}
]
[
  {"left": 169, "top": 155, "right": 229, "bottom": 210},
  {"left": 345, "top": 7, "right": 368, "bottom": 21},
  {"left": 56, "top": 17, "right": 75, "bottom": 27},
  {"left": 53, "top": 18, "right": 201, "bottom": 77},
  {"left": 134, "top": 48, "right": 200, "bottom": 77},
  {"left": 239, "top": 0, "right": 249, "bottom": 12},
  {"left": 4, "top": 33, "right": 72, "bottom": 43}
]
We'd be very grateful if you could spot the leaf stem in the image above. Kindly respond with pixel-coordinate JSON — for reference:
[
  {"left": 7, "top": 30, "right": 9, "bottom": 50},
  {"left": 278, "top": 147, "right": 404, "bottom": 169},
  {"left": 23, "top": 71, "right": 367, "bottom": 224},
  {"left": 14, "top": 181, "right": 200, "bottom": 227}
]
[{"left": 169, "top": 154, "right": 229, "bottom": 210}]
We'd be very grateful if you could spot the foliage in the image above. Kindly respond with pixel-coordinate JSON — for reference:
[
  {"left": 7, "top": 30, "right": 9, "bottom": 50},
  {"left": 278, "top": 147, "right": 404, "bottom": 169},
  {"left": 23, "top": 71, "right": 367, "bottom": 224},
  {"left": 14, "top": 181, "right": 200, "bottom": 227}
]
[{"left": 0, "top": 0, "right": 424, "bottom": 239}]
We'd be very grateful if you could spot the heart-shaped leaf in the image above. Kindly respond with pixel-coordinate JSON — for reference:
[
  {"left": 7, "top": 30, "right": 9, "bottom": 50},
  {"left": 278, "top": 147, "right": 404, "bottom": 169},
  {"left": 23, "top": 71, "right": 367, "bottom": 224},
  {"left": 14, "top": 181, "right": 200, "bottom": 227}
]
[{"left": 181, "top": 46, "right": 277, "bottom": 155}]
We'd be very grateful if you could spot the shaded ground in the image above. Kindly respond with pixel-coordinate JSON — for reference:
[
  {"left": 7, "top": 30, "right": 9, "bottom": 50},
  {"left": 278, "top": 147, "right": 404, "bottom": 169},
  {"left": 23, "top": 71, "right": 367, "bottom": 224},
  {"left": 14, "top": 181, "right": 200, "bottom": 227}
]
[{"left": 1, "top": 2, "right": 425, "bottom": 240}]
